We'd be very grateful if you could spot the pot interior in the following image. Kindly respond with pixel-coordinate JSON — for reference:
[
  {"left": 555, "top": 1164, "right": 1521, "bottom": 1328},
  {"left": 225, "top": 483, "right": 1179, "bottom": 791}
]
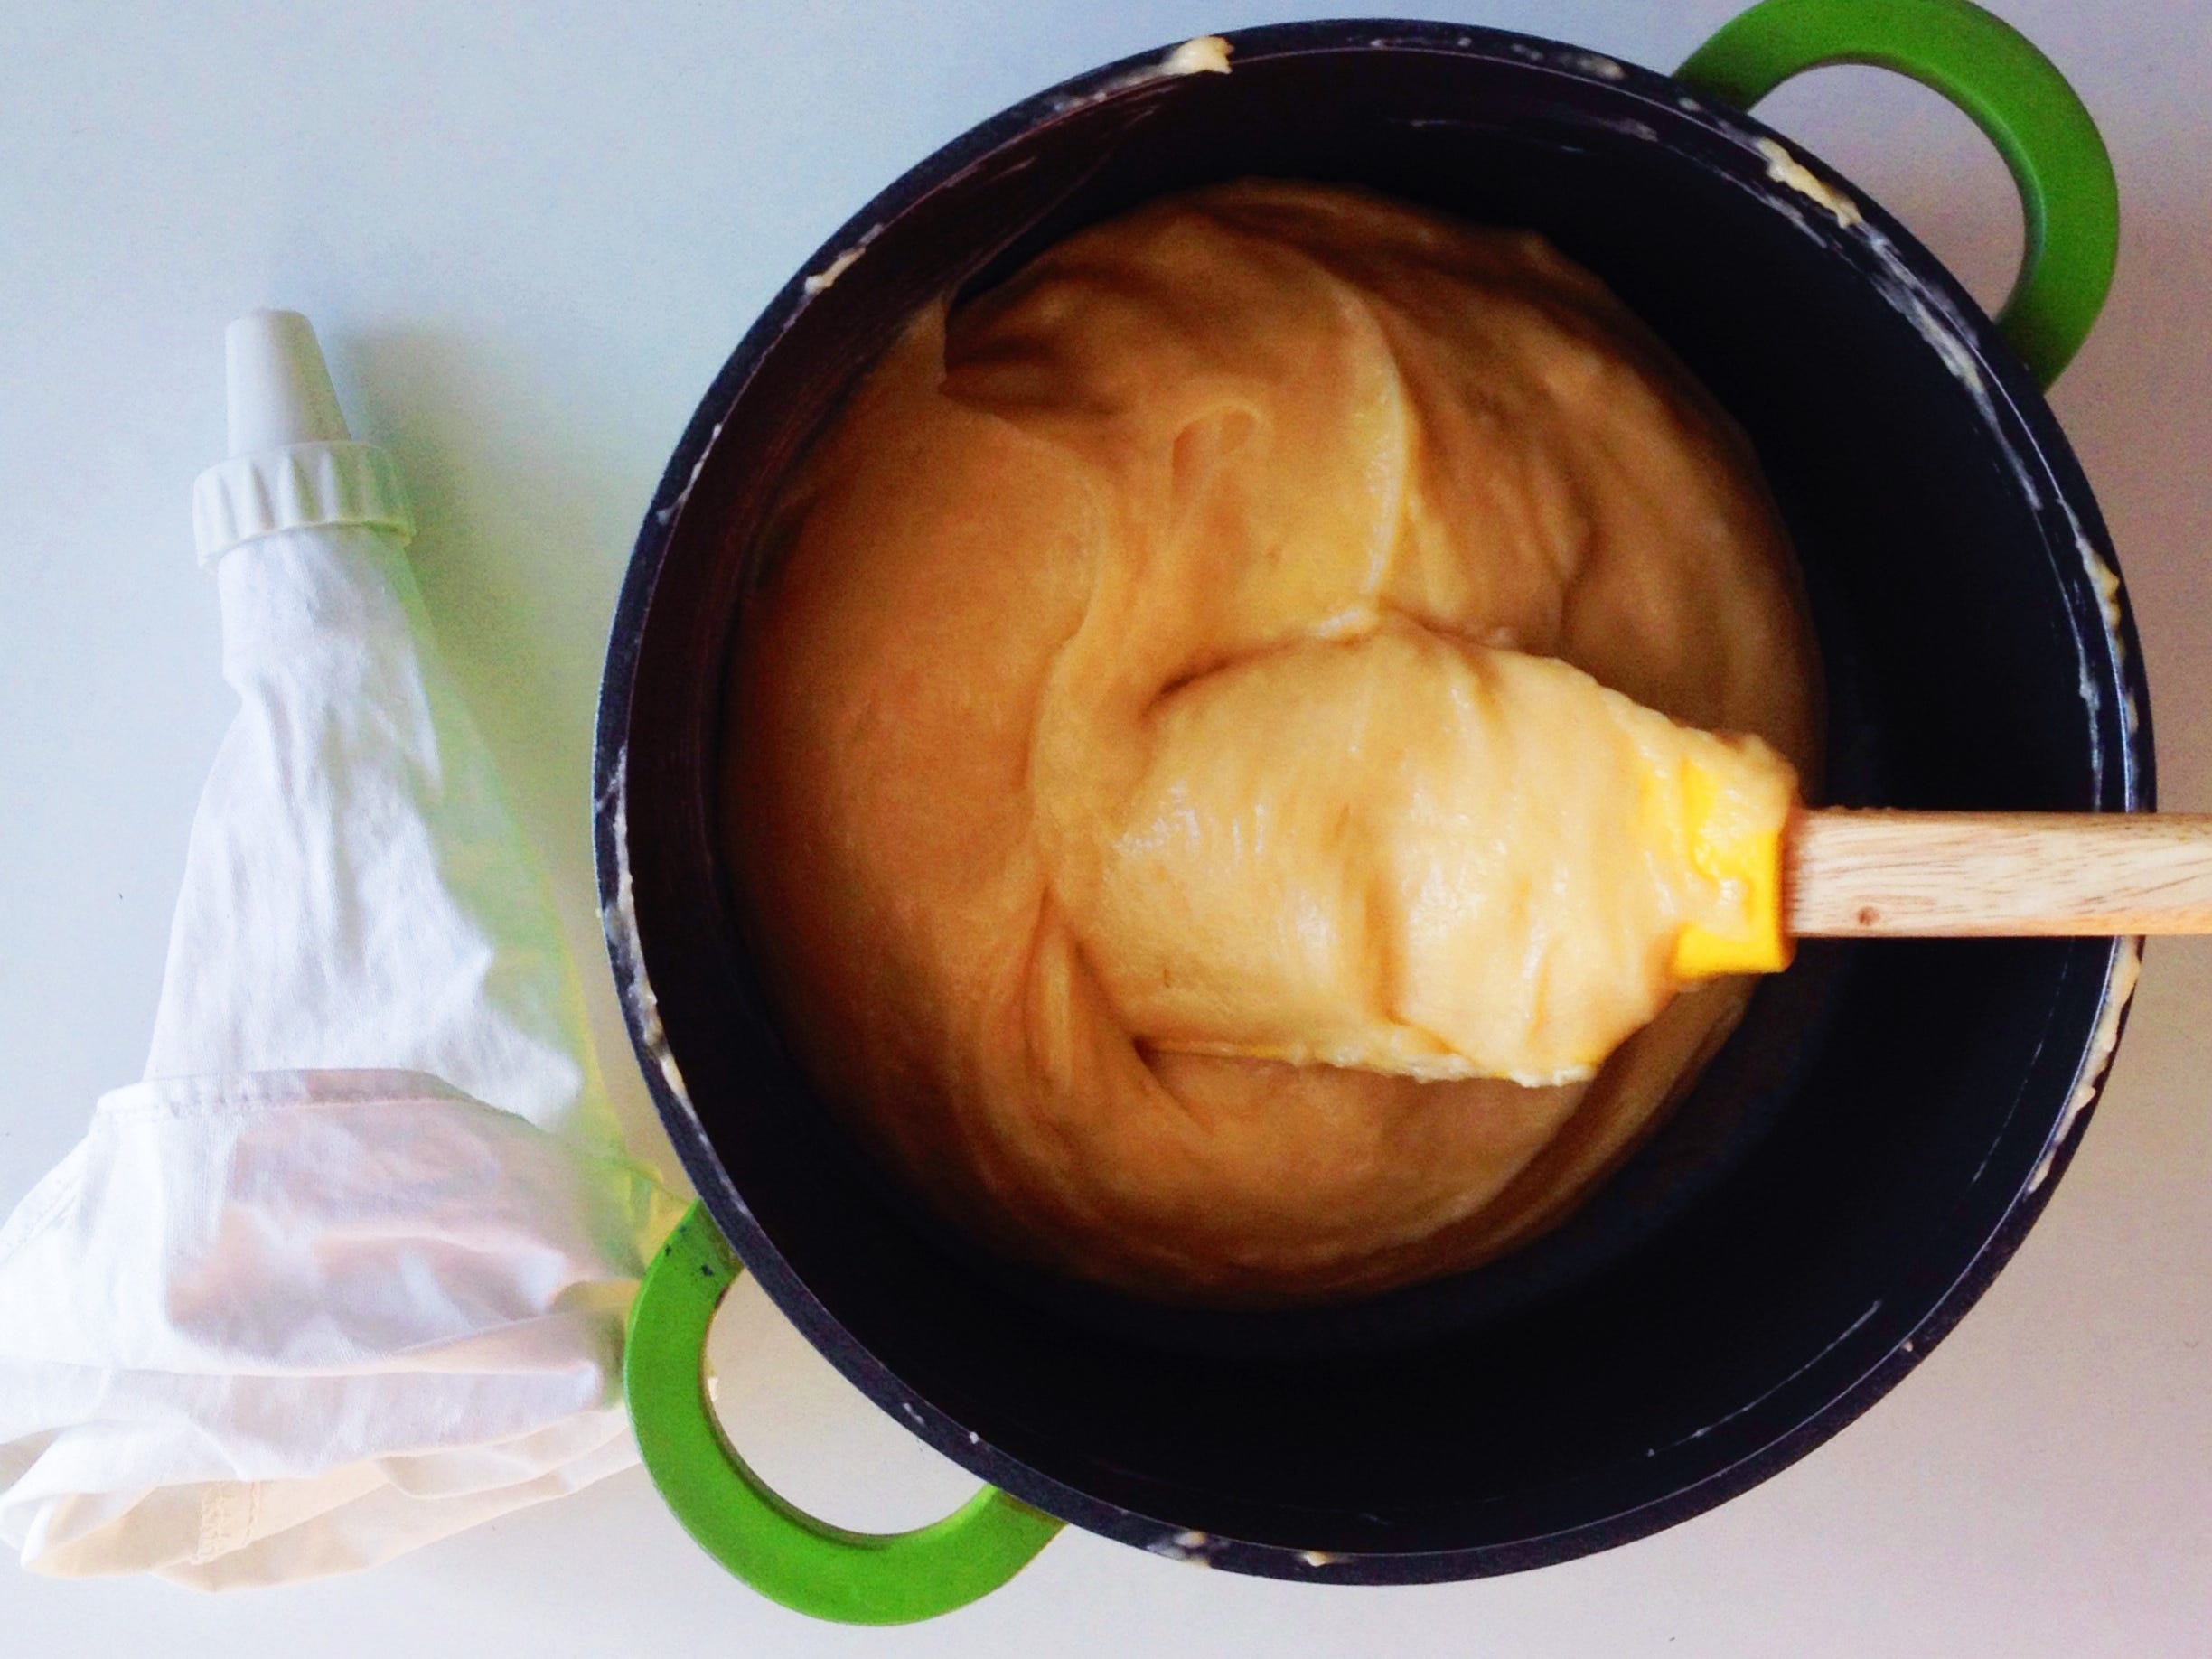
[{"left": 605, "top": 24, "right": 2144, "bottom": 1576}]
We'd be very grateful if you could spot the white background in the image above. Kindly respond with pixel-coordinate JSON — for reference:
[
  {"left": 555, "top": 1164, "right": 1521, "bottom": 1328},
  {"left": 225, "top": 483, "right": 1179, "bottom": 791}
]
[{"left": 3, "top": 1, "right": 2208, "bottom": 1653}]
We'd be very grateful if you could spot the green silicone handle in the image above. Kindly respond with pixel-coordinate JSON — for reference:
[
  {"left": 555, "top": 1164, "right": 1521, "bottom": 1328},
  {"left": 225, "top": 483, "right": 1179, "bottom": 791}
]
[
  {"left": 625, "top": 1203, "right": 1064, "bottom": 1625},
  {"left": 1677, "top": 0, "right": 2117, "bottom": 385}
]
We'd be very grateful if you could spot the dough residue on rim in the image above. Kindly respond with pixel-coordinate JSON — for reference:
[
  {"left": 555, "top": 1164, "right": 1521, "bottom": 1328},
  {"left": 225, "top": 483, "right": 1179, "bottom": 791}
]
[
  {"left": 1754, "top": 136, "right": 1861, "bottom": 229},
  {"left": 802, "top": 224, "right": 883, "bottom": 296},
  {"left": 2028, "top": 937, "right": 2142, "bottom": 1193},
  {"left": 602, "top": 756, "right": 698, "bottom": 1114},
  {"left": 1160, "top": 34, "right": 1232, "bottom": 77}
]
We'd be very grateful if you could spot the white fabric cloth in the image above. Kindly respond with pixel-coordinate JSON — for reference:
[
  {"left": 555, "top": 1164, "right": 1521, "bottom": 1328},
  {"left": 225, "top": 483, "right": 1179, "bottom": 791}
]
[{"left": 0, "top": 476, "right": 677, "bottom": 1587}]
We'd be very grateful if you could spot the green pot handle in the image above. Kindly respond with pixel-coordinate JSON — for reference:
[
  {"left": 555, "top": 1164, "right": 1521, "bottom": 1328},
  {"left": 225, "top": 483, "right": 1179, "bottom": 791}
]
[
  {"left": 625, "top": 1203, "right": 1064, "bottom": 1624},
  {"left": 1677, "top": 0, "right": 2117, "bottom": 385}
]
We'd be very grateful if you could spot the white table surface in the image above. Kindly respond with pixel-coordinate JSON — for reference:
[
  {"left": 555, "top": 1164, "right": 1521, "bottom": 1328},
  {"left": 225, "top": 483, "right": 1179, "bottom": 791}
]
[{"left": 4, "top": 1, "right": 2209, "bottom": 1652}]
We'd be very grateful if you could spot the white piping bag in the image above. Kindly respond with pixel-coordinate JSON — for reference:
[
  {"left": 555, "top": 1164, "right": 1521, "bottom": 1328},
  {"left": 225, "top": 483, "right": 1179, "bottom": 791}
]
[{"left": 0, "top": 312, "right": 676, "bottom": 1589}]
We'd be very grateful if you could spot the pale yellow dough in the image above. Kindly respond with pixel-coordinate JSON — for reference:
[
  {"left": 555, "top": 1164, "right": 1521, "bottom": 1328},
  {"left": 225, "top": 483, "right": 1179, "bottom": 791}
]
[{"left": 727, "top": 182, "right": 1817, "bottom": 1304}]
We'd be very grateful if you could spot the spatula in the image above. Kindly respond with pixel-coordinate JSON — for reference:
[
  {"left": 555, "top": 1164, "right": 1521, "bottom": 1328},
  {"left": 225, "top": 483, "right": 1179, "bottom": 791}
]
[{"left": 1677, "top": 809, "right": 2212, "bottom": 977}]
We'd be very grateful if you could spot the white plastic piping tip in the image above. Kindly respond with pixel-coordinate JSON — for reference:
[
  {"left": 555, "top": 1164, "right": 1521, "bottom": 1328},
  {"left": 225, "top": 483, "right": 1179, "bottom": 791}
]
[
  {"left": 194, "top": 310, "right": 414, "bottom": 565},
  {"left": 226, "top": 309, "right": 351, "bottom": 457}
]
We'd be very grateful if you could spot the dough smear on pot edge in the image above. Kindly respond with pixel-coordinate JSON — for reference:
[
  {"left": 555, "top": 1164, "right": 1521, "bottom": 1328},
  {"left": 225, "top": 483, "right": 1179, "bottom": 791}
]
[{"left": 726, "top": 181, "right": 1819, "bottom": 1306}]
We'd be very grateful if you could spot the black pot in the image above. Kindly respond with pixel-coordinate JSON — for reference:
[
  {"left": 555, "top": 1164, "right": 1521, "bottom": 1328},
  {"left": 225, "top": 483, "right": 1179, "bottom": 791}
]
[{"left": 598, "top": 4, "right": 2144, "bottom": 1625}]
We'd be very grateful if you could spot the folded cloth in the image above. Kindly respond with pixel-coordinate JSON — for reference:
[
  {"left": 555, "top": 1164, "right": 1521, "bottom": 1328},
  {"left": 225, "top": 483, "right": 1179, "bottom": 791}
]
[{"left": 0, "top": 313, "right": 677, "bottom": 1588}]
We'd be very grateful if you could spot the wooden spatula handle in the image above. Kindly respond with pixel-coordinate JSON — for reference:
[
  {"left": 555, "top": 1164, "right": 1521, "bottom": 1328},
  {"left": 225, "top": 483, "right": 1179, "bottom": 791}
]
[{"left": 1787, "top": 811, "right": 2212, "bottom": 937}]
